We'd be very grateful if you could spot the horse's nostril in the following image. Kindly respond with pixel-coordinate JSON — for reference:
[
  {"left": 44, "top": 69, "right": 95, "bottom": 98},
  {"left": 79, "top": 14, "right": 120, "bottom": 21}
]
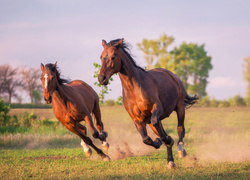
[
  {"left": 98, "top": 75, "right": 106, "bottom": 84},
  {"left": 44, "top": 96, "right": 52, "bottom": 104}
]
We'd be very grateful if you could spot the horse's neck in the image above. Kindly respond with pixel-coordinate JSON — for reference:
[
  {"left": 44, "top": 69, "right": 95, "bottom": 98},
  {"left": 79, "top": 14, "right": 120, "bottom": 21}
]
[
  {"left": 52, "top": 83, "right": 69, "bottom": 110},
  {"left": 118, "top": 56, "right": 144, "bottom": 94}
]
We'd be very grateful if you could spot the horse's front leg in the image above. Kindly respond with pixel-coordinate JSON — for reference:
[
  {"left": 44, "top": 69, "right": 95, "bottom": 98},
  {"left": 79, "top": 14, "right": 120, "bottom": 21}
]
[
  {"left": 92, "top": 104, "right": 109, "bottom": 150},
  {"left": 134, "top": 121, "right": 162, "bottom": 149},
  {"left": 151, "top": 103, "right": 175, "bottom": 169},
  {"left": 63, "top": 119, "right": 110, "bottom": 161},
  {"left": 84, "top": 115, "right": 108, "bottom": 142}
]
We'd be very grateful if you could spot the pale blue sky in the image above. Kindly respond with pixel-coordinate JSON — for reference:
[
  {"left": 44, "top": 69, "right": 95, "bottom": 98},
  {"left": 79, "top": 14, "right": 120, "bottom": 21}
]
[{"left": 0, "top": 0, "right": 249, "bottom": 101}]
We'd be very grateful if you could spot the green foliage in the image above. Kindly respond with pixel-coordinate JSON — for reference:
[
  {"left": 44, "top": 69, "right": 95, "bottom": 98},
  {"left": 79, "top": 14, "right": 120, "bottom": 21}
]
[
  {"left": 228, "top": 95, "right": 246, "bottom": 107},
  {"left": 0, "top": 99, "right": 11, "bottom": 126},
  {"left": 93, "top": 62, "right": 113, "bottom": 103},
  {"left": 18, "top": 112, "right": 37, "bottom": 127},
  {"left": 138, "top": 35, "right": 212, "bottom": 98},
  {"left": 116, "top": 96, "right": 123, "bottom": 105},
  {"left": 32, "top": 90, "right": 42, "bottom": 104},
  {"left": 170, "top": 42, "right": 212, "bottom": 97},
  {"left": 137, "top": 33, "right": 174, "bottom": 70}
]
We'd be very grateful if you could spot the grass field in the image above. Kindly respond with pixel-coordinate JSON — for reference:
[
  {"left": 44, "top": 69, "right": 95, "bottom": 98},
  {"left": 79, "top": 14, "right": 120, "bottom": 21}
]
[{"left": 1, "top": 106, "right": 250, "bottom": 179}]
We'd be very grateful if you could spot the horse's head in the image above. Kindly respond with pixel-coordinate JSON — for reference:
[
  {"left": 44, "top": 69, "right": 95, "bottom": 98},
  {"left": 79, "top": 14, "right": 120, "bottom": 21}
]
[
  {"left": 40, "top": 62, "right": 58, "bottom": 104},
  {"left": 98, "top": 38, "right": 124, "bottom": 85}
]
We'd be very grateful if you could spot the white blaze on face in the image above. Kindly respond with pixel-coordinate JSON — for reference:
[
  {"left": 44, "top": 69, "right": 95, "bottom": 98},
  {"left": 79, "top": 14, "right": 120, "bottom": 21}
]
[{"left": 44, "top": 73, "right": 48, "bottom": 89}]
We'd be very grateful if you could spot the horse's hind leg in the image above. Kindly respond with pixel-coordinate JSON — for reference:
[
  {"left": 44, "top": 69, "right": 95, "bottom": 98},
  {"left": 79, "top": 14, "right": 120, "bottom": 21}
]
[
  {"left": 134, "top": 121, "right": 162, "bottom": 149},
  {"left": 77, "top": 124, "right": 92, "bottom": 157},
  {"left": 176, "top": 105, "right": 187, "bottom": 158},
  {"left": 92, "top": 103, "right": 109, "bottom": 150}
]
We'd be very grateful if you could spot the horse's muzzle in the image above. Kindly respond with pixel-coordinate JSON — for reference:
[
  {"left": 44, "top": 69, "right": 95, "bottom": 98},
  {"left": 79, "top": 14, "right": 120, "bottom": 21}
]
[
  {"left": 44, "top": 96, "right": 52, "bottom": 104},
  {"left": 98, "top": 75, "right": 109, "bottom": 85}
]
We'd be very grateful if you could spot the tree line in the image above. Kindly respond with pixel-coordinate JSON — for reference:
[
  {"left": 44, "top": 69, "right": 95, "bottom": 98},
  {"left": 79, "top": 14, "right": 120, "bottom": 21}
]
[
  {"left": 1, "top": 34, "right": 250, "bottom": 105},
  {"left": 0, "top": 65, "right": 41, "bottom": 104}
]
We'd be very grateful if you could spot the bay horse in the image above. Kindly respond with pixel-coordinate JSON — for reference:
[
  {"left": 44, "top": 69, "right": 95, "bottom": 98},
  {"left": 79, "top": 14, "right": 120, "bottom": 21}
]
[
  {"left": 40, "top": 62, "right": 110, "bottom": 161},
  {"left": 98, "top": 39, "right": 198, "bottom": 168}
]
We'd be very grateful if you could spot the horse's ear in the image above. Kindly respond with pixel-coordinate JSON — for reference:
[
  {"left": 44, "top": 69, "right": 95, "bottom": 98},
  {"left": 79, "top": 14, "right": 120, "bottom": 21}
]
[
  {"left": 53, "top": 62, "right": 57, "bottom": 67},
  {"left": 102, "top": 40, "right": 107, "bottom": 48},
  {"left": 115, "top": 38, "right": 124, "bottom": 49},
  {"left": 40, "top": 63, "right": 44, "bottom": 71}
]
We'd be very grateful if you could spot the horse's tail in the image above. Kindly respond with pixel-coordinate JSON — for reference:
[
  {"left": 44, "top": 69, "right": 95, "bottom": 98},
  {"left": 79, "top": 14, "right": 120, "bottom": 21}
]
[{"left": 184, "top": 94, "right": 199, "bottom": 109}]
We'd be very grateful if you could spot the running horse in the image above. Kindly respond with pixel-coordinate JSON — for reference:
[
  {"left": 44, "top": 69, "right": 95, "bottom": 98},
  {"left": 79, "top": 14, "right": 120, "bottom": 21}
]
[
  {"left": 98, "top": 39, "right": 198, "bottom": 168},
  {"left": 40, "top": 62, "right": 110, "bottom": 161}
]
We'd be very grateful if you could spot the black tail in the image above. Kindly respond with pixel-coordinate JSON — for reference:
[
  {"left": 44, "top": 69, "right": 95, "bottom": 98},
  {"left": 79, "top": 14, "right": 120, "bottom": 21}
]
[{"left": 185, "top": 94, "right": 199, "bottom": 109}]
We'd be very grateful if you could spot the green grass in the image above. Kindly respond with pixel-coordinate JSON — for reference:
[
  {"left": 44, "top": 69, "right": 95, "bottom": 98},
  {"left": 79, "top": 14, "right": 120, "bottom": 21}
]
[
  {"left": 0, "top": 148, "right": 249, "bottom": 179},
  {"left": 0, "top": 106, "right": 249, "bottom": 179}
]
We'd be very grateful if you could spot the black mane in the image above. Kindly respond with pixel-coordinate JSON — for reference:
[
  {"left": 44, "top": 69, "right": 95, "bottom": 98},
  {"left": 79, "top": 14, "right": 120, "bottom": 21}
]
[
  {"left": 45, "top": 63, "right": 70, "bottom": 85},
  {"left": 107, "top": 39, "right": 146, "bottom": 72}
]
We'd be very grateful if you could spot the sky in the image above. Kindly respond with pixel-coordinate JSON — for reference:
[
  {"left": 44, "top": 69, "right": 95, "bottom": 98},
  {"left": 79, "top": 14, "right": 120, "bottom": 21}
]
[{"left": 0, "top": 0, "right": 249, "bottom": 102}]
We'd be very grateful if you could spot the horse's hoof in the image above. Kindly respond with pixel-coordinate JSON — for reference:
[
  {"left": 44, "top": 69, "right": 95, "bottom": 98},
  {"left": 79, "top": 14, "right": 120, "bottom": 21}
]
[
  {"left": 102, "top": 155, "right": 110, "bottom": 161},
  {"left": 178, "top": 149, "right": 186, "bottom": 158},
  {"left": 99, "top": 131, "right": 108, "bottom": 141},
  {"left": 102, "top": 141, "right": 110, "bottom": 150},
  {"left": 154, "top": 138, "right": 162, "bottom": 149},
  {"left": 167, "top": 161, "right": 175, "bottom": 169},
  {"left": 84, "top": 148, "right": 92, "bottom": 157}
]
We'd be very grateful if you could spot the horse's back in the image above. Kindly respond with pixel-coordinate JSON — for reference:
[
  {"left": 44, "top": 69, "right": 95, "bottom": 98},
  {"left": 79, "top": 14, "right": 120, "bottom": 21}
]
[
  {"left": 66, "top": 80, "right": 99, "bottom": 107},
  {"left": 148, "top": 68, "right": 187, "bottom": 114},
  {"left": 149, "top": 68, "right": 186, "bottom": 97}
]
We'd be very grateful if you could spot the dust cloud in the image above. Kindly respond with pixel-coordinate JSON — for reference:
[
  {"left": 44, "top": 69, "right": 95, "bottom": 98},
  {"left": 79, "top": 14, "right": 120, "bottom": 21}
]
[
  {"left": 196, "top": 138, "right": 250, "bottom": 163},
  {"left": 100, "top": 123, "right": 158, "bottom": 160}
]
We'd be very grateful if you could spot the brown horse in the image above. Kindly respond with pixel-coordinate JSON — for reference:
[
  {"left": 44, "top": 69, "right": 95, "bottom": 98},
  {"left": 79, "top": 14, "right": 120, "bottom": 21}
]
[
  {"left": 40, "top": 62, "right": 110, "bottom": 161},
  {"left": 98, "top": 39, "right": 198, "bottom": 168}
]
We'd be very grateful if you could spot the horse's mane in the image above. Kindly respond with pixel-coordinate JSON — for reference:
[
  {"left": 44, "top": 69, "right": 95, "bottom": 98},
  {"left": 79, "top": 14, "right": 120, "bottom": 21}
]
[
  {"left": 107, "top": 39, "right": 146, "bottom": 72},
  {"left": 45, "top": 63, "right": 70, "bottom": 85}
]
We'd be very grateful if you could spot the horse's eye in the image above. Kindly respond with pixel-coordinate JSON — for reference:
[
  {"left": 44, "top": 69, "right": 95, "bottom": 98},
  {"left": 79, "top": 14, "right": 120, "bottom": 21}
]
[
  {"left": 111, "top": 57, "right": 115, "bottom": 60},
  {"left": 51, "top": 76, "right": 54, "bottom": 80}
]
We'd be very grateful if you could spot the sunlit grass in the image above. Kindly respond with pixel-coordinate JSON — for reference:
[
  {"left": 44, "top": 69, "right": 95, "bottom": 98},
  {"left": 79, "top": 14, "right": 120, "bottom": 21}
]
[{"left": 0, "top": 106, "right": 249, "bottom": 179}]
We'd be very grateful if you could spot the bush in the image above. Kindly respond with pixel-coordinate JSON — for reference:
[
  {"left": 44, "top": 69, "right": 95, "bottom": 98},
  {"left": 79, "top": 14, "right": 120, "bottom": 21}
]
[
  {"left": 0, "top": 99, "right": 10, "bottom": 126},
  {"left": 210, "top": 98, "right": 220, "bottom": 107},
  {"left": 18, "top": 112, "right": 37, "bottom": 127},
  {"left": 199, "top": 95, "right": 210, "bottom": 107},
  {"left": 104, "top": 99, "right": 115, "bottom": 106},
  {"left": 218, "top": 100, "right": 230, "bottom": 107},
  {"left": 228, "top": 95, "right": 246, "bottom": 107}
]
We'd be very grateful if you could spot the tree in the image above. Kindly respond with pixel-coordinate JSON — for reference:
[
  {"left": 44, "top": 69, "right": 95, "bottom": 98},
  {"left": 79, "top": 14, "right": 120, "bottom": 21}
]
[
  {"left": 137, "top": 33, "right": 174, "bottom": 70},
  {"left": 93, "top": 62, "right": 113, "bottom": 104},
  {"left": 32, "top": 90, "right": 42, "bottom": 104},
  {"left": 170, "top": 42, "right": 212, "bottom": 97},
  {"left": 20, "top": 67, "right": 41, "bottom": 104},
  {"left": 0, "top": 65, "right": 23, "bottom": 104},
  {"left": 243, "top": 55, "right": 250, "bottom": 106}
]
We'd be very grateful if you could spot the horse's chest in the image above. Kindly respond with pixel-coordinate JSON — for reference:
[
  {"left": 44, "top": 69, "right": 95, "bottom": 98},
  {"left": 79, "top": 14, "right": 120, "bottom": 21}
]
[{"left": 124, "top": 98, "right": 152, "bottom": 123}]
